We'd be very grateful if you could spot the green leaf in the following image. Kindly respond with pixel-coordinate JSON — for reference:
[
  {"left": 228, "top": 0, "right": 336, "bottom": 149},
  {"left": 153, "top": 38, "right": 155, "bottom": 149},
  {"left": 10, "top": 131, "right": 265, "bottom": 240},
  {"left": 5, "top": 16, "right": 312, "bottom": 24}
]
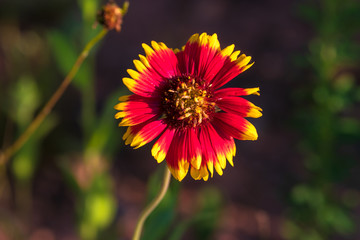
[
  {"left": 10, "top": 75, "right": 40, "bottom": 126},
  {"left": 319, "top": 205, "right": 355, "bottom": 234},
  {"left": 77, "top": 0, "right": 99, "bottom": 23},
  {"left": 47, "top": 30, "right": 92, "bottom": 90}
]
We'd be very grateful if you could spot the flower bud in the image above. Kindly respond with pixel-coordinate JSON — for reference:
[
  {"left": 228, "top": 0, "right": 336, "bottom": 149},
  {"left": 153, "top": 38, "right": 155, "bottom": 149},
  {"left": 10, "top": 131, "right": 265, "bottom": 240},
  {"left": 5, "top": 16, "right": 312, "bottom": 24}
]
[{"left": 97, "top": 1, "right": 128, "bottom": 32}]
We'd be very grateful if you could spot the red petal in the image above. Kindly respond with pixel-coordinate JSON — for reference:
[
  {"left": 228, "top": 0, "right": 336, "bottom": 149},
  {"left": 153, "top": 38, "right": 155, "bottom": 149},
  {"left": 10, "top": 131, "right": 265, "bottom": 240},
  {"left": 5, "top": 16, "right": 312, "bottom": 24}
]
[
  {"left": 177, "top": 33, "right": 221, "bottom": 80},
  {"left": 143, "top": 42, "right": 179, "bottom": 79},
  {"left": 203, "top": 123, "right": 236, "bottom": 175},
  {"left": 123, "top": 70, "right": 163, "bottom": 97},
  {"left": 212, "top": 112, "right": 258, "bottom": 140},
  {"left": 214, "top": 87, "right": 260, "bottom": 98},
  {"left": 216, "top": 97, "right": 262, "bottom": 118},
  {"left": 124, "top": 42, "right": 179, "bottom": 97},
  {"left": 115, "top": 95, "right": 162, "bottom": 126},
  {"left": 210, "top": 55, "right": 253, "bottom": 90},
  {"left": 129, "top": 120, "right": 167, "bottom": 149},
  {"left": 151, "top": 127, "right": 175, "bottom": 163},
  {"left": 187, "top": 128, "right": 202, "bottom": 170},
  {"left": 198, "top": 124, "right": 219, "bottom": 177},
  {"left": 166, "top": 129, "right": 190, "bottom": 181}
]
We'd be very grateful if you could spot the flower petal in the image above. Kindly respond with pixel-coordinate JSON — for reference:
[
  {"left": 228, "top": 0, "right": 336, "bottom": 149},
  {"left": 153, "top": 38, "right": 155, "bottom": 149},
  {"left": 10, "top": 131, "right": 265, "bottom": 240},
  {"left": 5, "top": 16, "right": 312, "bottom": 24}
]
[
  {"left": 187, "top": 128, "right": 202, "bottom": 170},
  {"left": 123, "top": 63, "right": 164, "bottom": 97},
  {"left": 210, "top": 54, "right": 254, "bottom": 90},
  {"left": 130, "top": 120, "right": 167, "bottom": 149},
  {"left": 216, "top": 97, "right": 262, "bottom": 118},
  {"left": 122, "top": 118, "right": 165, "bottom": 149},
  {"left": 205, "top": 123, "right": 236, "bottom": 175},
  {"left": 190, "top": 165, "right": 209, "bottom": 181},
  {"left": 201, "top": 44, "right": 236, "bottom": 83},
  {"left": 176, "top": 33, "right": 254, "bottom": 89},
  {"left": 151, "top": 127, "right": 175, "bottom": 163},
  {"left": 177, "top": 33, "right": 221, "bottom": 79},
  {"left": 213, "top": 112, "right": 258, "bottom": 140},
  {"left": 142, "top": 41, "right": 179, "bottom": 79},
  {"left": 166, "top": 130, "right": 190, "bottom": 181},
  {"left": 214, "top": 87, "right": 260, "bottom": 98},
  {"left": 194, "top": 123, "right": 236, "bottom": 179},
  {"left": 114, "top": 95, "right": 161, "bottom": 126},
  {"left": 123, "top": 42, "right": 179, "bottom": 97},
  {"left": 198, "top": 124, "right": 218, "bottom": 177}
]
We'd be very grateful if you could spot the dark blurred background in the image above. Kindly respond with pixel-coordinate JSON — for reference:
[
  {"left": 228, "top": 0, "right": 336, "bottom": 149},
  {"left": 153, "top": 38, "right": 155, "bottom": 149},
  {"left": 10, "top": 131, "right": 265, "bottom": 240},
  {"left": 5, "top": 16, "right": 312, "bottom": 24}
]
[{"left": 0, "top": 0, "right": 360, "bottom": 239}]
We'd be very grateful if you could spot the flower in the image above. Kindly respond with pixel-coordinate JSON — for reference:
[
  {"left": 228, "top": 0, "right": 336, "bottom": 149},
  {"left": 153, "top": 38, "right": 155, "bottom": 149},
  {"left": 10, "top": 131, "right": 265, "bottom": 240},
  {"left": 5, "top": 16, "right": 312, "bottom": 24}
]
[{"left": 115, "top": 33, "right": 262, "bottom": 181}]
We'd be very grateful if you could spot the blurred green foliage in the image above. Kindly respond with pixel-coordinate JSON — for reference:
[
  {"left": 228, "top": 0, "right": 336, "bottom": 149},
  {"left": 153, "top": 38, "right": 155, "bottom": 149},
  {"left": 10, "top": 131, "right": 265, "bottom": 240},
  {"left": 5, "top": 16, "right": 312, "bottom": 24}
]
[
  {"left": 48, "top": 0, "right": 127, "bottom": 239},
  {"left": 0, "top": 0, "right": 125, "bottom": 239},
  {"left": 285, "top": 0, "right": 360, "bottom": 239}
]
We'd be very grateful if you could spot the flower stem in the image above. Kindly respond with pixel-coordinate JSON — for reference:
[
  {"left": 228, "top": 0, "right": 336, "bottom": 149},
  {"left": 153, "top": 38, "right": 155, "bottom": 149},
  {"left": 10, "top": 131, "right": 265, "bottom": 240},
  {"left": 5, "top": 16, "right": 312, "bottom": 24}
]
[
  {"left": 0, "top": 28, "right": 108, "bottom": 165},
  {"left": 132, "top": 167, "right": 172, "bottom": 240}
]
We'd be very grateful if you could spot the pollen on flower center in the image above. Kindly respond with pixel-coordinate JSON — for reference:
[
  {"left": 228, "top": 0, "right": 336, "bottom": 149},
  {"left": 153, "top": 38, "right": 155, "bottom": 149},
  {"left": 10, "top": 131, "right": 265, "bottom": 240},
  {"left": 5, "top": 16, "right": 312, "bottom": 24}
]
[{"left": 162, "top": 76, "right": 215, "bottom": 129}]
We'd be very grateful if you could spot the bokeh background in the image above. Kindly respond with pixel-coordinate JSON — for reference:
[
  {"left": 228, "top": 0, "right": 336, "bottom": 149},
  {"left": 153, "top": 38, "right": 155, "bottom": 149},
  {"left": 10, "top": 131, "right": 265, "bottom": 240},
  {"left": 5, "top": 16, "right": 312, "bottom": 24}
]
[{"left": 1, "top": 0, "right": 360, "bottom": 239}]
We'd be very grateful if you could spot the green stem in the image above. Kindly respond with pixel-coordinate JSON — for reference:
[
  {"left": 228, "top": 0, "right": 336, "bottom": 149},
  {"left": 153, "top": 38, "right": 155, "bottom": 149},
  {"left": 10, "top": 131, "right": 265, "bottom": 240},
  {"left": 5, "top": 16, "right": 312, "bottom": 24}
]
[
  {"left": 132, "top": 167, "right": 172, "bottom": 240},
  {"left": 0, "top": 29, "right": 108, "bottom": 165}
]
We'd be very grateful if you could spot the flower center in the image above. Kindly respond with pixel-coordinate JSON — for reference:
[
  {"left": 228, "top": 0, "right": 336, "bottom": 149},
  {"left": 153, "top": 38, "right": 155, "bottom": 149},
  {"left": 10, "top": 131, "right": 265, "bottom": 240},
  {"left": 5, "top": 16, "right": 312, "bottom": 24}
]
[{"left": 162, "top": 76, "right": 215, "bottom": 129}]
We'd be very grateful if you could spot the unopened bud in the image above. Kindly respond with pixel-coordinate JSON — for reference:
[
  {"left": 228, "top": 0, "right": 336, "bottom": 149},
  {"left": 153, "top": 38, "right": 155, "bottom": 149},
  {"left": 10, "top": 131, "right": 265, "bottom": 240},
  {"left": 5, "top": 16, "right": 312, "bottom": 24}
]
[{"left": 97, "top": 1, "right": 129, "bottom": 32}]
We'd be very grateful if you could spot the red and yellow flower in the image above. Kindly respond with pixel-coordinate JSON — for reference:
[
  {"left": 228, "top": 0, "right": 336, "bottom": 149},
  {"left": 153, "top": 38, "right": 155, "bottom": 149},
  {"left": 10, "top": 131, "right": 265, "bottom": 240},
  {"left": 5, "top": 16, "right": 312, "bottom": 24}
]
[{"left": 115, "top": 33, "right": 262, "bottom": 181}]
